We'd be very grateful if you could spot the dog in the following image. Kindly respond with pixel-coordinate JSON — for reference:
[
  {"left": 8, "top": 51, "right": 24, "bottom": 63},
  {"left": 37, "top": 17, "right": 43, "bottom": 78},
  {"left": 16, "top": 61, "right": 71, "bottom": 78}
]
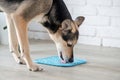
[{"left": 0, "top": 0, "right": 85, "bottom": 71}]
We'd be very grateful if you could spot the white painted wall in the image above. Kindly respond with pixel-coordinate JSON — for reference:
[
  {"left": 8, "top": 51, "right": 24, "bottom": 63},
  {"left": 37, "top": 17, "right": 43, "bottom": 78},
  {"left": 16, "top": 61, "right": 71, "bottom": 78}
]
[
  {"left": 0, "top": 13, "right": 8, "bottom": 45},
  {"left": 0, "top": 0, "right": 120, "bottom": 48}
]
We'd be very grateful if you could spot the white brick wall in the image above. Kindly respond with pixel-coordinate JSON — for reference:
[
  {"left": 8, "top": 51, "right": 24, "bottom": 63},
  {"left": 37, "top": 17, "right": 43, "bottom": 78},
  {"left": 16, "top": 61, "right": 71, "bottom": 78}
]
[
  {"left": 65, "top": 0, "right": 120, "bottom": 48},
  {"left": 0, "top": 0, "right": 120, "bottom": 48},
  {"left": 87, "top": 0, "right": 112, "bottom": 6},
  {"left": 113, "top": 0, "right": 120, "bottom": 6},
  {"left": 28, "top": 0, "right": 120, "bottom": 48}
]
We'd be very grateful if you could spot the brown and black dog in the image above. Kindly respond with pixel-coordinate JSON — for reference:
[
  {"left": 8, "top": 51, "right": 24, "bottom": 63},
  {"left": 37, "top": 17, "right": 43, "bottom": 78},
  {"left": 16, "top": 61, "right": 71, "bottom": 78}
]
[{"left": 0, "top": 0, "right": 85, "bottom": 71}]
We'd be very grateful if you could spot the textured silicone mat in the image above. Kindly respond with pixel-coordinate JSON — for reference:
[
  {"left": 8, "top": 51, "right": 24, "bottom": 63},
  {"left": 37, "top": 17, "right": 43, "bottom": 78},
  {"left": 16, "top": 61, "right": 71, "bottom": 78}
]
[{"left": 34, "top": 56, "right": 87, "bottom": 67}]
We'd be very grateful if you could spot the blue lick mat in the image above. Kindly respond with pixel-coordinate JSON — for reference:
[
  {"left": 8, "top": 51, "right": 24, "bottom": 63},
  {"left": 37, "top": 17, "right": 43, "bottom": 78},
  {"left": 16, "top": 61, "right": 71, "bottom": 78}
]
[{"left": 34, "top": 56, "right": 87, "bottom": 67}]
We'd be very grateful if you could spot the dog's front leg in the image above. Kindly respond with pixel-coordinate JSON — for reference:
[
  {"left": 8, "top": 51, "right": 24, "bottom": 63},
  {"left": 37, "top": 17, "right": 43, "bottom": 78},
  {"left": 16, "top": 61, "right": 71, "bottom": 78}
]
[
  {"left": 5, "top": 14, "right": 25, "bottom": 64},
  {"left": 11, "top": 14, "right": 42, "bottom": 71}
]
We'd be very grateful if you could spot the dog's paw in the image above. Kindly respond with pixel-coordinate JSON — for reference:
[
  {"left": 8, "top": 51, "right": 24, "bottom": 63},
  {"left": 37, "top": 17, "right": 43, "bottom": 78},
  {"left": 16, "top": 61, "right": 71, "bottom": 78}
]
[
  {"left": 14, "top": 56, "right": 26, "bottom": 65},
  {"left": 11, "top": 52, "right": 26, "bottom": 65},
  {"left": 28, "top": 64, "right": 43, "bottom": 72},
  {"left": 18, "top": 57, "right": 26, "bottom": 65}
]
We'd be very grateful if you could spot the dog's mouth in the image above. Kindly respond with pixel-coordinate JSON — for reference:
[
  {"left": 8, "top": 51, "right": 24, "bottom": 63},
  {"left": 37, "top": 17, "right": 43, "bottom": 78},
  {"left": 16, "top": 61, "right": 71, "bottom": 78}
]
[
  {"left": 60, "top": 51, "right": 74, "bottom": 63},
  {"left": 60, "top": 51, "right": 66, "bottom": 63}
]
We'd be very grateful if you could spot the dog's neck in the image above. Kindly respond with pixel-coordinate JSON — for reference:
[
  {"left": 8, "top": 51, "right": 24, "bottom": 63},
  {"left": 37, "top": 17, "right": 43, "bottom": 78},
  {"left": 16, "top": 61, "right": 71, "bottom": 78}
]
[{"left": 41, "top": 0, "right": 72, "bottom": 33}]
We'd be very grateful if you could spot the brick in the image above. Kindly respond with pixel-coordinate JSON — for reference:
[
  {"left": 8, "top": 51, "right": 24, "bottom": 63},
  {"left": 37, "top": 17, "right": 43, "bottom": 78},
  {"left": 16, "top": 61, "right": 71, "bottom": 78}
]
[
  {"left": 28, "top": 31, "right": 34, "bottom": 39},
  {"left": 73, "top": 5, "right": 97, "bottom": 16},
  {"left": 83, "top": 16, "right": 110, "bottom": 26},
  {"left": 79, "top": 25, "right": 96, "bottom": 36},
  {"left": 113, "top": 0, "right": 120, "bottom": 6},
  {"left": 111, "top": 17, "right": 120, "bottom": 26},
  {"left": 64, "top": 0, "right": 86, "bottom": 6},
  {"left": 78, "top": 36, "right": 101, "bottom": 46},
  {"left": 96, "top": 27, "right": 120, "bottom": 38},
  {"left": 98, "top": 7, "right": 120, "bottom": 17},
  {"left": 0, "top": 28, "right": 8, "bottom": 45},
  {"left": 103, "top": 38, "right": 120, "bottom": 48},
  {"left": 87, "top": 0, "right": 112, "bottom": 6},
  {"left": 28, "top": 21, "right": 46, "bottom": 32},
  {"left": 0, "top": 13, "right": 8, "bottom": 45},
  {"left": 0, "top": 13, "right": 6, "bottom": 27},
  {"left": 64, "top": 1, "right": 83, "bottom": 15},
  {"left": 28, "top": 31, "right": 50, "bottom": 40}
]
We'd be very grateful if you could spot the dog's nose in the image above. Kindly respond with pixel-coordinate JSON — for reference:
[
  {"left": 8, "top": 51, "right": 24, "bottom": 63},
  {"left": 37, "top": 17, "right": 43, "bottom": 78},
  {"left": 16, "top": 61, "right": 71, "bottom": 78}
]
[
  {"left": 68, "top": 53, "right": 74, "bottom": 63},
  {"left": 68, "top": 57, "right": 74, "bottom": 63}
]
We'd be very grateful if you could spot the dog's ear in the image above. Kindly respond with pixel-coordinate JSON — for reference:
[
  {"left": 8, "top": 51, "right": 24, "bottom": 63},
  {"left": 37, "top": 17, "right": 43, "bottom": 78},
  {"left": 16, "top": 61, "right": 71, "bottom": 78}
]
[
  {"left": 60, "top": 19, "right": 73, "bottom": 35},
  {"left": 75, "top": 16, "right": 85, "bottom": 27},
  {"left": 61, "top": 19, "right": 72, "bottom": 31}
]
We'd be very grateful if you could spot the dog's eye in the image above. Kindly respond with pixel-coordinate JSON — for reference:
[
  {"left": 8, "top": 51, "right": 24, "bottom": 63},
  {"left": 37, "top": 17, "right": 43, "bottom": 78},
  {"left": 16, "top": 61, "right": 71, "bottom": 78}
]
[{"left": 63, "top": 30, "right": 71, "bottom": 34}]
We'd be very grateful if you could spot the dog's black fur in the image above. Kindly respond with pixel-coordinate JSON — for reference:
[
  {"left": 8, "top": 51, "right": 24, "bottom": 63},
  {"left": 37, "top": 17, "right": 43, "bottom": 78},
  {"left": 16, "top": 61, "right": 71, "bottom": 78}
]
[
  {"left": 42, "top": 0, "right": 72, "bottom": 33},
  {"left": 5, "top": 0, "right": 24, "bottom": 3}
]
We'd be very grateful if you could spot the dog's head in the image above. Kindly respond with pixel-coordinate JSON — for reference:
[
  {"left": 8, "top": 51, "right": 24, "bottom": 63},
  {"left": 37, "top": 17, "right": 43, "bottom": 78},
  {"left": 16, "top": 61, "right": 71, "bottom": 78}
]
[{"left": 49, "top": 16, "right": 85, "bottom": 63}]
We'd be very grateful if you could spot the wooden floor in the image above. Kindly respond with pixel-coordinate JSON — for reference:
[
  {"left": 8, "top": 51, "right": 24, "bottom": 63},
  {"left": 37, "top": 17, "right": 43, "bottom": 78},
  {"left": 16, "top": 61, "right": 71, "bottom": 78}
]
[{"left": 0, "top": 40, "right": 120, "bottom": 80}]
